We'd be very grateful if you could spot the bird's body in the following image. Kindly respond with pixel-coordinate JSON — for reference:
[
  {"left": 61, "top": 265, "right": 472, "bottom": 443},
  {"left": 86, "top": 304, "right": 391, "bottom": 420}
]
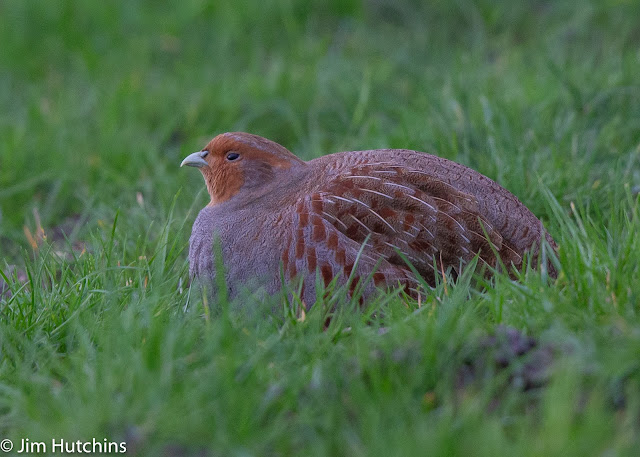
[{"left": 183, "top": 132, "right": 556, "bottom": 305}]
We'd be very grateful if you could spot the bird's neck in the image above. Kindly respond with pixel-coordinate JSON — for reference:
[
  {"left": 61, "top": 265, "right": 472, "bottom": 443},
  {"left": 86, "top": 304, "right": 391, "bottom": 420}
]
[{"left": 206, "top": 162, "right": 309, "bottom": 208}]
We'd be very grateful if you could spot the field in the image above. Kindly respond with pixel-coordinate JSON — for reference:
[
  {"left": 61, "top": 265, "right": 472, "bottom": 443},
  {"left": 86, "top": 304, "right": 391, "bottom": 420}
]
[{"left": 1, "top": 0, "right": 640, "bottom": 455}]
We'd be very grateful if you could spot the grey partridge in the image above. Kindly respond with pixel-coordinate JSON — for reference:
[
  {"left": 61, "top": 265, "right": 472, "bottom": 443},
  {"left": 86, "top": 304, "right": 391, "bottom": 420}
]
[{"left": 182, "top": 132, "right": 557, "bottom": 304}]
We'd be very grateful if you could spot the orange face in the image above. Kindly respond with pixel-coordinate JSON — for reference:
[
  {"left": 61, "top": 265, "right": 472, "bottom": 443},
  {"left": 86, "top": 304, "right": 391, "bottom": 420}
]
[{"left": 181, "top": 132, "right": 303, "bottom": 205}]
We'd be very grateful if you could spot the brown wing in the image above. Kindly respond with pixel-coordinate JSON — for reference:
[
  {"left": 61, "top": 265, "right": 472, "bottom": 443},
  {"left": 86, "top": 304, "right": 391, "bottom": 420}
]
[
  {"left": 281, "top": 191, "right": 415, "bottom": 301},
  {"left": 283, "top": 163, "right": 524, "bottom": 293}
]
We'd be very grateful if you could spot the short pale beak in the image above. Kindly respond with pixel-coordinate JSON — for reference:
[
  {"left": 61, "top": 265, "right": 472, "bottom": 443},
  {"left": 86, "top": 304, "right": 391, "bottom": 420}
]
[{"left": 180, "top": 150, "right": 209, "bottom": 168}]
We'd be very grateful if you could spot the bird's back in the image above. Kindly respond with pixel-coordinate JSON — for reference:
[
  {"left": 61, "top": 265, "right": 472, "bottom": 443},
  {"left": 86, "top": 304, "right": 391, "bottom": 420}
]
[{"left": 302, "top": 148, "right": 556, "bottom": 279}]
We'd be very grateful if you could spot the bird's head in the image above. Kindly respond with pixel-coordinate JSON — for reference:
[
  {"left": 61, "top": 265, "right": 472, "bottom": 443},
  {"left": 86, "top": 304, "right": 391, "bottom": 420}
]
[{"left": 181, "top": 132, "right": 305, "bottom": 206}]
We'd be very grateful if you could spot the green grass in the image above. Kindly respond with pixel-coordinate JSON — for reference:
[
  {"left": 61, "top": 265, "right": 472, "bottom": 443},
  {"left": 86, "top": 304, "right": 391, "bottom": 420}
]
[{"left": 1, "top": 0, "right": 640, "bottom": 455}]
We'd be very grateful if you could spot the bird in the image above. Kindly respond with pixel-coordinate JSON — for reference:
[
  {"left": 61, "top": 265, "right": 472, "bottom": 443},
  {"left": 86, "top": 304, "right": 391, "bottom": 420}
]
[{"left": 181, "top": 132, "right": 557, "bottom": 305}]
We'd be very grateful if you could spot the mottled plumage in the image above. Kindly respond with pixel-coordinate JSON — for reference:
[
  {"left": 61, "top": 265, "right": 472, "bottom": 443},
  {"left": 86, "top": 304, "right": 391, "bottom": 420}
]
[{"left": 182, "top": 132, "right": 556, "bottom": 304}]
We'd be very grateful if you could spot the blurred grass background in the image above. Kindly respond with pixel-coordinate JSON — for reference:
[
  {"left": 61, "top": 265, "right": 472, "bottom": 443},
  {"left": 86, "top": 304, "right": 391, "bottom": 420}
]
[{"left": 1, "top": 0, "right": 640, "bottom": 455}]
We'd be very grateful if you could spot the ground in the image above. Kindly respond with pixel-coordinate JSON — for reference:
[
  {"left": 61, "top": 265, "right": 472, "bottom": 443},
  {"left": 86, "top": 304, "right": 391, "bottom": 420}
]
[{"left": 1, "top": 1, "right": 640, "bottom": 455}]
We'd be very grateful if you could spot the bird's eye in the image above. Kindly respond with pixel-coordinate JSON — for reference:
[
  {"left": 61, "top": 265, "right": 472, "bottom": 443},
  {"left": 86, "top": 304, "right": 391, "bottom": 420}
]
[{"left": 226, "top": 152, "right": 240, "bottom": 161}]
